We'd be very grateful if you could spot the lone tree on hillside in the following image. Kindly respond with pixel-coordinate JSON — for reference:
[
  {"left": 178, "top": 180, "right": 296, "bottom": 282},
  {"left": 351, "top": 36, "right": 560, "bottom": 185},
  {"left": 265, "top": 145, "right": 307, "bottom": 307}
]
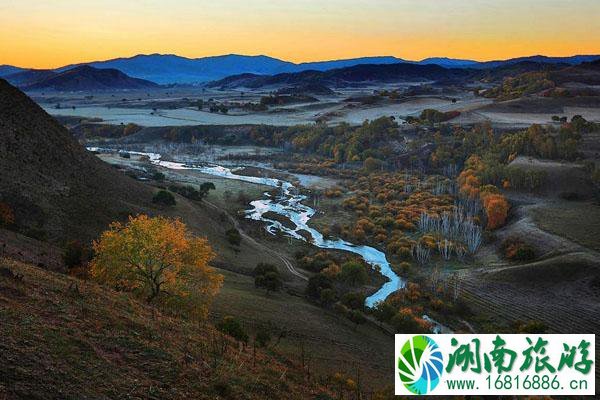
[
  {"left": 199, "top": 182, "right": 216, "bottom": 199},
  {"left": 253, "top": 263, "right": 283, "bottom": 294},
  {"left": 225, "top": 228, "right": 242, "bottom": 246},
  {"left": 91, "top": 215, "right": 222, "bottom": 319},
  {"left": 153, "top": 190, "right": 176, "bottom": 206}
]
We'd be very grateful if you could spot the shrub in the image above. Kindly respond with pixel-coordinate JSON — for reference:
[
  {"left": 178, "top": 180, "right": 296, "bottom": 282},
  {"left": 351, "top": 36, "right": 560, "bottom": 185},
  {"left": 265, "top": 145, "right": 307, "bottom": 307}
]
[
  {"left": 255, "top": 330, "right": 271, "bottom": 347},
  {"left": 168, "top": 183, "right": 214, "bottom": 201},
  {"left": 341, "top": 292, "right": 365, "bottom": 310},
  {"left": 347, "top": 309, "right": 366, "bottom": 328},
  {"left": 319, "top": 288, "right": 337, "bottom": 306},
  {"left": 501, "top": 237, "right": 536, "bottom": 262},
  {"left": 253, "top": 263, "right": 283, "bottom": 294},
  {"left": 152, "top": 190, "right": 176, "bottom": 206},
  {"left": 63, "top": 240, "right": 84, "bottom": 269},
  {"left": 306, "top": 274, "right": 333, "bottom": 299},
  {"left": 217, "top": 316, "right": 248, "bottom": 343},
  {"left": 390, "top": 311, "right": 429, "bottom": 333},
  {"left": 372, "top": 301, "right": 396, "bottom": 323},
  {"left": 363, "top": 157, "right": 384, "bottom": 172},
  {"left": 25, "top": 227, "right": 47, "bottom": 241},
  {"left": 225, "top": 228, "right": 242, "bottom": 246},
  {"left": 340, "top": 261, "right": 369, "bottom": 287}
]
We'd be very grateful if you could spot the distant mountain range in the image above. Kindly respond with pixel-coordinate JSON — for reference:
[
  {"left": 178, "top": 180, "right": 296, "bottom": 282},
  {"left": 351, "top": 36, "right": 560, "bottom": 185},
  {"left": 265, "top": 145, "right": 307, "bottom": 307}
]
[
  {"left": 208, "top": 60, "right": 590, "bottom": 89},
  {"left": 1, "top": 53, "right": 599, "bottom": 86}
]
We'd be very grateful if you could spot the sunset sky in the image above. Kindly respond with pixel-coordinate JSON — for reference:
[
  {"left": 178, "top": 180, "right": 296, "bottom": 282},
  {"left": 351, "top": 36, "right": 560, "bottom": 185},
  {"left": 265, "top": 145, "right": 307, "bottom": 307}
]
[{"left": 2, "top": 0, "right": 599, "bottom": 68}]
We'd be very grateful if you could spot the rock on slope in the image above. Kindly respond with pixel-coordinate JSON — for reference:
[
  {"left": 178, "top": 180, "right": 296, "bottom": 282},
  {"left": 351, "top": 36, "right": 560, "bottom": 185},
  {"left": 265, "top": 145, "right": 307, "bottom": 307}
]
[{"left": 0, "top": 78, "right": 153, "bottom": 242}]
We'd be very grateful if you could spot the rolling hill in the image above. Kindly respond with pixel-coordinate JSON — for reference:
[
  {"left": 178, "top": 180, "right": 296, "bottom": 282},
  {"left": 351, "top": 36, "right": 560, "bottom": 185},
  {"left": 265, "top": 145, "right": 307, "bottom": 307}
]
[
  {"left": 0, "top": 78, "right": 154, "bottom": 242},
  {"left": 22, "top": 65, "right": 159, "bottom": 91},
  {"left": 475, "top": 61, "right": 568, "bottom": 83},
  {"left": 207, "top": 62, "right": 472, "bottom": 89},
  {"left": 550, "top": 59, "right": 600, "bottom": 85},
  {"left": 208, "top": 58, "right": 600, "bottom": 90}
]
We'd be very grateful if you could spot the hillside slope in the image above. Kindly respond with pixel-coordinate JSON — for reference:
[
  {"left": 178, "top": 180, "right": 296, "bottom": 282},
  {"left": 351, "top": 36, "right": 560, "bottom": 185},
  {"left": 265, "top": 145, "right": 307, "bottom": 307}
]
[
  {"left": 23, "top": 66, "right": 159, "bottom": 91},
  {"left": 0, "top": 258, "right": 326, "bottom": 399},
  {"left": 207, "top": 62, "right": 471, "bottom": 89},
  {"left": 0, "top": 79, "right": 154, "bottom": 242}
]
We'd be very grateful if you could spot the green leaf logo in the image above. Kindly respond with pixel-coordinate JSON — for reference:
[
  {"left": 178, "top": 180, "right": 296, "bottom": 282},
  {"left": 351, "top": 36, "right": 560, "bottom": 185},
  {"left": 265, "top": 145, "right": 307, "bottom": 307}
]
[{"left": 397, "top": 335, "right": 444, "bottom": 395}]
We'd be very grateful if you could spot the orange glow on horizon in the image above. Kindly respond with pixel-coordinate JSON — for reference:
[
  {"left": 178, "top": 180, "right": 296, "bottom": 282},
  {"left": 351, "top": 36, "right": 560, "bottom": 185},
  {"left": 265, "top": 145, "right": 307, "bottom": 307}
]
[{"left": 1, "top": 0, "right": 599, "bottom": 69}]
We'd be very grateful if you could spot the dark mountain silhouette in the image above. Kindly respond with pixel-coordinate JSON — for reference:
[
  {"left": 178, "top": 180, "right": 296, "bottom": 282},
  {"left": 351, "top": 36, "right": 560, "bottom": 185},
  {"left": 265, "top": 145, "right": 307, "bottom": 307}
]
[
  {"left": 57, "top": 54, "right": 296, "bottom": 84},
  {"left": 0, "top": 65, "right": 25, "bottom": 77},
  {"left": 549, "top": 59, "right": 600, "bottom": 85},
  {"left": 418, "top": 57, "right": 479, "bottom": 68},
  {"left": 473, "top": 54, "right": 600, "bottom": 69},
  {"left": 1, "top": 53, "right": 598, "bottom": 85},
  {"left": 60, "top": 53, "right": 598, "bottom": 84},
  {"left": 0, "top": 79, "right": 153, "bottom": 242},
  {"left": 474, "top": 61, "right": 568, "bottom": 82},
  {"left": 3, "top": 69, "right": 57, "bottom": 86},
  {"left": 56, "top": 54, "right": 405, "bottom": 84},
  {"left": 207, "top": 63, "right": 472, "bottom": 89},
  {"left": 23, "top": 65, "right": 159, "bottom": 91},
  {"left": 208, "top": 58, "right": 598, "bottom": 89},
  {"left": 288, "top": 56, "right": 404, "bottom": 73}
]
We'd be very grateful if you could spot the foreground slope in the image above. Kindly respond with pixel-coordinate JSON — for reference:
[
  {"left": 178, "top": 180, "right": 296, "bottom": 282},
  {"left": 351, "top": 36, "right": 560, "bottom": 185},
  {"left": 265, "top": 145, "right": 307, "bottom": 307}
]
[
  {"left": 0, "top": 79, "right": 154, "bottom": 242},
  {"left": 0, "top": 258, "right": 326, "bottom": 399}
]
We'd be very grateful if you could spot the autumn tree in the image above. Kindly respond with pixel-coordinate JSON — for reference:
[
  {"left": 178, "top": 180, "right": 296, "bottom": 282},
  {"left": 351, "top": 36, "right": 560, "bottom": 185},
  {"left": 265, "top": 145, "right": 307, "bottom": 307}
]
[
  {"left": 90, "top": 215, "right": 222, "bottom": 319},
  {"left": 481, "top": 192, "right": 510, "bottom": 230},
  {"left": 123, "top": 123, "right": 141, "bottom": 137}
]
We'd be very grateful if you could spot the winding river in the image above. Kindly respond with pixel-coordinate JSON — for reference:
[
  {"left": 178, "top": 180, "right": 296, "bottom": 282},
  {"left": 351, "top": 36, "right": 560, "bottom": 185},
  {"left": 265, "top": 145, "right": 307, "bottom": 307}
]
[{"left": 93, "top": 148, "right": 404, "bottom": 307}]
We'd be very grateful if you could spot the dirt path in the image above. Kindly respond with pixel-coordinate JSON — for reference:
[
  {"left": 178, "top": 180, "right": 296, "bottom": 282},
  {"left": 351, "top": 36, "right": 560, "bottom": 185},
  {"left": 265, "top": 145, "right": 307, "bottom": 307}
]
[{"left": 203, "top": 198, "right": 308, "bottom": 281}]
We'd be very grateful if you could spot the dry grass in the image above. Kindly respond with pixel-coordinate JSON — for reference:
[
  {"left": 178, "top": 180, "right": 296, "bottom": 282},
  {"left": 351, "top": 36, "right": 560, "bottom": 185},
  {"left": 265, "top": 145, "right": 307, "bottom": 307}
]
[
  {"left": 531, "top": 200, "right": 600, "bottom": 251},
  {"left": 0, "top": 258, "right": 330, "bottom": 400},
  {"left": 210, "top": 269, "right": 394, "bottom": 389}
]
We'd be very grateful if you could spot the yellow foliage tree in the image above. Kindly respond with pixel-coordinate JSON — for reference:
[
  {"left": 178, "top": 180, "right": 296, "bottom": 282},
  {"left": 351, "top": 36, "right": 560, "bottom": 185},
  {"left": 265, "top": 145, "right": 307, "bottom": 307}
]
[
  {"left": 481, "top": 193, "right": 510, "bottom": 230},
  {"left": 91, "top": 215, "right": 222, "bottom": 319}
]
